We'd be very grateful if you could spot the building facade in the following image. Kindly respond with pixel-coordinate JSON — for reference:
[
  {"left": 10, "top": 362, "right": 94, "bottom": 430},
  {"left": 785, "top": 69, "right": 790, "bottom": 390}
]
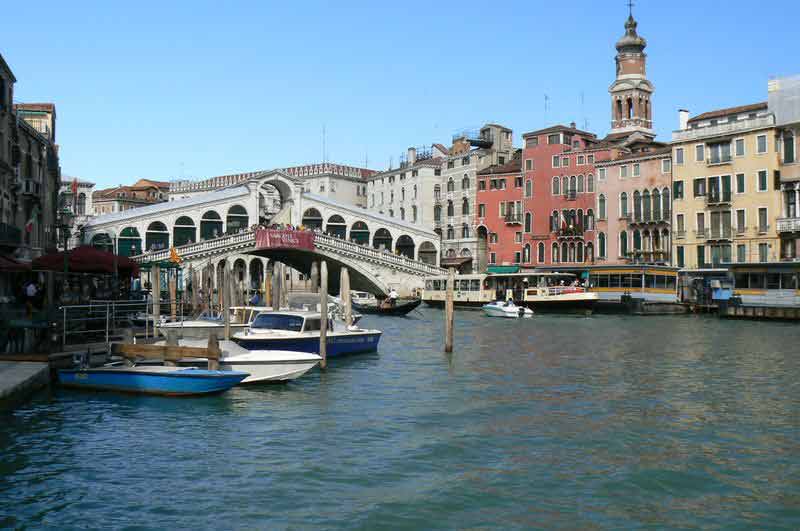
[
  {"left": 92, "top": 178, "right": 169, "bottom": 215},
  {"left": 671, "top": 103, "right": 782, "bottom": 268},
  {"left": 475, "top": 157, "right": 523, "bottom": 266},
  {"left": 772, "top": 75, "right": 800, "bottom": 261},
  {"left": 595, "top": 147, "right": 672, "bottom": 264}
]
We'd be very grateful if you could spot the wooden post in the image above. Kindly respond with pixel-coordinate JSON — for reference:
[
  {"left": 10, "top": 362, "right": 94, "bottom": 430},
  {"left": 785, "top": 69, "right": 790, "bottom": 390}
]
[
  {"left": 223, "top": 264, "right": 231, "bottom": 340},
  {"left": 445, "top": 267, "right": 454, "bottom": 353},
  {"left": 207, "top": 334, "right": 220, "bottom": 370},
  {"left": 319, "top": 261, "right": 328, "bottom": 369},
  {"left": 280, "top": 264, "right": 289, "bottom": 310},
  {"left": 341, "top": 266, "right": 352, "bottom": 326},
  {"left": 153, "top": 263, "right": 161, "bottom": 337},
  {"left": 165, "top": 330, "right": 178, "bottom": 366},
  {"left": 310, "top": 261, "right": 319, "bottom": 293},
  {"left": 191, "top": 267, "right": 199, "bottom": 314},
  {"left": 271, "top": 263, "right": 280, "bottom": 310},
  {"left": 169, "top": 269, "right": 177, "bottom": 321},
  {"left": 265, "top": 266, "right": 273, "bottom": 308}
]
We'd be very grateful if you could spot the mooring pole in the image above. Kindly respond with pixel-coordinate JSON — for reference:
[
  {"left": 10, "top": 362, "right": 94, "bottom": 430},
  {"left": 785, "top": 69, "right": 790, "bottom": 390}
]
[
  {"left": 319, "top": 261, "right": 328, "bottom": 370},
  {"left": 341, "top": 267, "right": 352, "bottom": 326},
  {"left": 169, "top": 269, "right": 177, "bottom": 321},
  {"left": 153, "top": 263, "right": 161, "bottom": 338},
  {"left": 310, "top": 261, "right": 319, "bottom": 293},
  {"left": 223, "top": 264, "right": 231, "bottom": 340},
  {"left": 445, "top": 267, "right": 455, "bottom": 353},
  {"left": 265, "top": 265, "right": 273, "bottom": 308}
]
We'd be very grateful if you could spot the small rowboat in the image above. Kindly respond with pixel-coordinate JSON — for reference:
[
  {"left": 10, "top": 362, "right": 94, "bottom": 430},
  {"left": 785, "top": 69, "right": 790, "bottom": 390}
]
[
  {"left": 57, "top": 366, "right": 248, "bottom": 396},
  {"left": 482, "top": 301, "right": 534, "bottom": 318},
  {"left": 352, "top": 298, "right": 422, "bottom": 316}
]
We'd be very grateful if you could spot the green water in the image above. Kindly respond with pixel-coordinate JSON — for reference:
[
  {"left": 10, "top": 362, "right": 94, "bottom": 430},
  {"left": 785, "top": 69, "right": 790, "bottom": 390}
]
[{"left": 2, "top": 309, "right": 799, "bottom": 529}]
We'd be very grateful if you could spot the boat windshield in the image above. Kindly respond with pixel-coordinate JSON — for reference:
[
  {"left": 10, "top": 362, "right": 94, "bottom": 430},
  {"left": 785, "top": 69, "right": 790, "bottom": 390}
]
[{"left": 250, "top": 314, "right": 304, "bottom": 331}]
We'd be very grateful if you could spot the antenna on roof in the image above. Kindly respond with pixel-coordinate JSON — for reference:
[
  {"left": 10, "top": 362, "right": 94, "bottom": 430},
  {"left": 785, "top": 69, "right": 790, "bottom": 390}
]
[
  {"left": 365, "top": 148, "right": 368, "bottom": 168},
  {"left": 322, "top": 124, "right": 327, "bottom": 164},
  {"left": 580, "top": 91, "right": 589, "bottom": 131},
  {"left": 544, "top": 94, "right": 550, "bottom": 126}
]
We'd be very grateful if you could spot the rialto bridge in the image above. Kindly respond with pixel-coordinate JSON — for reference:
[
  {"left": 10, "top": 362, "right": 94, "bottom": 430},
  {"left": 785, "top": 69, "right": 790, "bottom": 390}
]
[{"left": 82, "top": 170, "right": 443, "bottom": 297}]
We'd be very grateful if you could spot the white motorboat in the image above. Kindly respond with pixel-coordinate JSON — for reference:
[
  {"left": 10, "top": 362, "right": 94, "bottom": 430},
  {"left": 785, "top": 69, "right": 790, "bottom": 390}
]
[
  {"left": 482, "top": 301, "right": 534, "bottom": 318},
  {"left": 157, "top": 306, "right": 271, "bottom": 339},
  {"left": 153, "top": 338, "right": 321, "bottom": 383}
]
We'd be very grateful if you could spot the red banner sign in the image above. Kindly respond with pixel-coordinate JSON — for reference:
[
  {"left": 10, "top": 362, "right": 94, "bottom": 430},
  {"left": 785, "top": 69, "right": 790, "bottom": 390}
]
[{"left": 255, "top": 229, "right": 316, "bottom": 251}]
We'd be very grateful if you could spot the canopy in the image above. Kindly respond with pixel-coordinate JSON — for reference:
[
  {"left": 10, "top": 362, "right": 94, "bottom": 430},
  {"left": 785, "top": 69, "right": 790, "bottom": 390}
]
[
  {"left": 0, "top": 255, "right": 31, "bottom": 272},
  {"left": 31, "top": 246, "right": 140, "bottom": 277}
]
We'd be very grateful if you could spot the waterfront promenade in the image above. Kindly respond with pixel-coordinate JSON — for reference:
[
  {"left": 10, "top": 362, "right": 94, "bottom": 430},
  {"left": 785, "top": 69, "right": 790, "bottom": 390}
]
[
  {"left": 2, "top": 308, "right": 800, "bottom": 529},
  {"left": 0, "top": 360, "right": 48, "bottom": 408}
]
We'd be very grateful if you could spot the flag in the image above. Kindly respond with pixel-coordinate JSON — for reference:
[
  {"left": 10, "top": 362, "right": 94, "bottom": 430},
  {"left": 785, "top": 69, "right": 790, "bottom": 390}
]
[
  {"left": 25, "top": 204, "right": 39, "bottom": 233},
  {"left": 169, "top": 246, "right": 182, "bottom": 264},
  {"left": 71, "top": 178, "right": 78, "bottom": 194}
]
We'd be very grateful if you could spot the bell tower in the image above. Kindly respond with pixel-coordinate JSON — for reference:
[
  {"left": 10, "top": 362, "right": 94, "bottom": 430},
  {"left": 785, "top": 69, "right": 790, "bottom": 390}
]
[{"left": 609, "top": 4, "right": 655, "bottom": 138}]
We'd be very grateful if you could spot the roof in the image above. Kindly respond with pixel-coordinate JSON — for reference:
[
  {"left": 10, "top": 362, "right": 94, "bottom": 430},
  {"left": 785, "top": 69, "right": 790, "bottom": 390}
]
[
  {"left": 432, "top": 143, "right": 450, "bottom": 155},
  {"left": 0, "top": 53, "right": 16, "bottom": 82},
  {"left": 14, "top": 103, "right": 56, "bottom": 113},
  {"left": 687, "top": 102, "right": 768, "bottom": 124},
  {"left": 134, "top": 178, "right": 170, "bottom": 188},
  {"left": 85, "top": 185, "right": 250, "bottom": 227},
  {"left": 441, "top": 256, "right": 472, "bottom": 266},
  {"left": 594, "top": 145, "right": 671, "bottom": 166},
  {"left": 523, "top": 124, "right": 597, "bottom": 139},
  {"left": 477, "top": 158, "right": 522, "bottom": 176}
]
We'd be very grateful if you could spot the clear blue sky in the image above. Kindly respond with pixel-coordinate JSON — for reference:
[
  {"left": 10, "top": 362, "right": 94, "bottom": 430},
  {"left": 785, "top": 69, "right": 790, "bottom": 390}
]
[{"left": 4, "top": 0, "right": 798, "bottom": 188}]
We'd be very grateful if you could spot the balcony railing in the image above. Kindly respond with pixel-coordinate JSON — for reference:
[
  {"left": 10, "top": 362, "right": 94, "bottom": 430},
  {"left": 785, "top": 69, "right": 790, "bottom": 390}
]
[
  {"left": 708, "top": 227, "right": 733, "bottom": 240},
  {"left": 674, "top": 230, "right": 686, "bottom": 239},
  {"left": 695, "top": 228, "right": 709, "bottom": 239},
  {"left": 564, "top": 189, "right": 577, "bottom": 201},
  {"left": 557, "top": 227, "right": 585, "bottom": 238},
  {"left": 0, "top": 222, "right": 22, "bottom": 247},
  {"left": 672, "top": 115, "right": 776, "bottom": 143},
  {"left": 777, "top": 217, "right": 800, "bottom": 233},
  {"left": 706, "top": 191, "right": 732, "bottom": 205},
  {"left": 504, "top": 213, "right": 522, "bottom": 224}
]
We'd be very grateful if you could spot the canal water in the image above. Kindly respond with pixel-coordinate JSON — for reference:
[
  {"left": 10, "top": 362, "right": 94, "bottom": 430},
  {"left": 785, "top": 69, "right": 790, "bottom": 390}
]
[{"left": 2, "top": 309, "right": 800, "bottom": 529}]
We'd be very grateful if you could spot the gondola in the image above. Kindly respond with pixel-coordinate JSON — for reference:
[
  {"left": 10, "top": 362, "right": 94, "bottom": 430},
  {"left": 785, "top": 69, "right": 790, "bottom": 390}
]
[{"left": 352, "top": 298, "right": 422, "bottom": 316}]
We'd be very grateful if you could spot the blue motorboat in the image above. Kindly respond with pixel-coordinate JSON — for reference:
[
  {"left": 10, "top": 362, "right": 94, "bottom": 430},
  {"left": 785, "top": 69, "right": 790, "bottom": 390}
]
[
  {"left": 233, "top": 311, "right": 381, "bottom": 357},
  {"left": 57, "top": 366, "right": 248, "bottom": 396}
]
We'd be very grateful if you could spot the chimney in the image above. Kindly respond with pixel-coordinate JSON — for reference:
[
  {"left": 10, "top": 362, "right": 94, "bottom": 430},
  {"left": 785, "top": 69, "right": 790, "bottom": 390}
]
[
  {"left": 569, "top": 121, "right": 576, "bottom": 129},
  {"left": 679, "top": 109, "right": 690, "bottom": 130},
  {"left": 407, "top": 147, "right": 417, "bottom": 165}
]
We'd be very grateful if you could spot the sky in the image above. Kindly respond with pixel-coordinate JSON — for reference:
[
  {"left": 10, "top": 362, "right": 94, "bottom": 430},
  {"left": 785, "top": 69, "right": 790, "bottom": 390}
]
[{"left": 3, "top": 0, "right": 799, "bottom": 188}]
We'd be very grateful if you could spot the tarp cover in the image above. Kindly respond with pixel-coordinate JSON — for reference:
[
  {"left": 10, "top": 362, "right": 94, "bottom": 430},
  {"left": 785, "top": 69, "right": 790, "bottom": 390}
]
[
  {"left": 255, "top": 229, "right": 315, "bottom": 251},
  {"left": 31, "top": 245, "right": 140, "bottom": 277}
]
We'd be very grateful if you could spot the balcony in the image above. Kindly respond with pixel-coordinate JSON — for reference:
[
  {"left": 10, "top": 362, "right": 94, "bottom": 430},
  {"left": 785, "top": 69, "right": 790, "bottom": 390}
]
[
  {"left": 777, "top": 217, "right": 800, "bottom": 233},
  {"left": 706, "top": 191, "right": 732, "bottom": 206},
  {"left": 672, "top": 115, "right": 776, "bottom": 143},
  {"left": 674, "top": 230, "right": 686, "bottom": 239},
  {"left": 708, "top": 227, "right": 733, "bottom": 241},
  {"left": 626, "top": 250, "right": 670, "bottom": 264},
  {"left": 564, "top": 189, "right": 577, "bottom": 201},
  {"left": 0, "top": 223, "right": 22, "bottom": 247},
  {"left": 695, "top": 228, "right": 709, "bottom": 239},
  {"left": 556, "top": 227, "right": 585, "bottom": 239},
  {"left": 629, "top": 214, "right": 670, "bottom": 226},
  {"left": 504, "top": 213, "right": 522, "bottom": 225}
]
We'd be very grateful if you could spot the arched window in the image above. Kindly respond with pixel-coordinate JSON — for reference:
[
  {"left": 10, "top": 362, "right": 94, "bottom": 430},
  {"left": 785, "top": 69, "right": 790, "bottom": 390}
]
[
  {"left": 662, "top": 187, "right": 671, "bottom": 220},
  {"left": 462, "top": 175, "right": 470, "bottom": 190},
  {"left": 586, "top": 242, "right": 594, "bottom": 263},
  {"left": 325, "top": 215, "right": 347, "bottom": 238},
  {"left": 226, "top": 204, "right": 249, "bottom": 234},
  {"left": 173, "top": 216, "right": 196, "bottom": 247},
  {"left": 389, "top": 209, "right": 394, "bottom": 217},
  {"left": 523, "top": 244, "right": 531, "bottom": 263},
  {"left": 350, "top": 221, "right": 370, "bottom": 244},
  {"left": 447, "top": 200, "right": 454, "bottom": 217},
  {"left": 447, "top": 178, "right": 455, "bottom": 192},
  {"left": 598, "top": 194, "right": 606, "bottom": 219},
  {"left": 200, "top": 210, "right": 223, "bottom": 240},
  {"left": 537, "top": 242, "right": 545, "bottom": 263},
  {"left": 633, "top": 229, "right": 642, "bottom": 251},
  {"left": 412, "top": 205, "right": 418, "bottom": 222},
  {"left": 434, "top": 205, "right": 442, "bottom": 221},
  {"left": 552, "top": 242, "right": 559, "bottom": 263},
  {"left": 434, "top": 184, "right": 441, "bottom": 199},
  {"left": 561, "top": 242, "right": 569, "bottom": 262},
  {"left": 551, "top": 210, "right": 559, "bottom": 232},
  {"left": 598, "top": 232, "right": 606, "bottom": 258},
  {"left": 620, "top": 192, "right": 628, "bottom": 217},
  {"left": 569, "top": 175, "right": 577, "bottom": 195},
  {"left": 561, "top": 176, "right": 569, "bottom": 196},
  {"left": 146, "top": 221, "right": 169, "bottom": 251},
  {"left": 587, "top": 174, "right": 594, "bottom": 192},
  {"left": 526, "top": 180, "right": 533, "bottom": 197},
  {"left": 400, "top": 207, "right": 405, "bottom": 221},
  {"left": 462, "top": 198, "right": 469, "bottom": 215},
  {"left": 552, "top": 176, "right": 560, "bottom": 195},
  {"left": 524, "top": 212, "right": 532, "bottom": 233},
  {"left": 77, "top": 193, "right": 86, "bottom": 215},
  {"left": 413, "top": 185, "right": 418, "bottom": 199},
  {"left": 461, "top": 223, "right": 470, "bottom": 238},
  {"left": 652, "top": 189, "right": 661, "bottom": 221},
  {"left": 577, "top": 242, "right": 584, "bottom": 262},
  {"left": 643, "top": 190, "right": 652, "bottom": 221},
  {"left": 401, "top": 188, "right": 405, "bottom": 201},
  {"left": 633, "top": 191, "right": 642, "bottom": 221},
  {"left": 577, "top": 175, "right": 585, "bottom": 193},
  {"left": 446, "top": 225, "right": 455, "bottom": 240},
  {"left": 620, "top": 231, "right": 628, "bottom": 256},
  {"left": 586, "top": 209, "right": 595, "bottom": 230}
]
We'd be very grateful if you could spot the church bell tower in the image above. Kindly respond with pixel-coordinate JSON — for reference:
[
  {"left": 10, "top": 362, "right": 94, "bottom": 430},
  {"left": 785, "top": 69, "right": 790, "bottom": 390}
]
[{"left": 609, "top": 7, "right": 655, "bottom": 138}]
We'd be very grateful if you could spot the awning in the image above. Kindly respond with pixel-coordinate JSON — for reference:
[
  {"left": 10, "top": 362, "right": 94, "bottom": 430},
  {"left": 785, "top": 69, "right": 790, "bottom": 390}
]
[
  {"left": 441, "top": 256, "right": 473, "bottom": 267},
  {"left": 31, "top": 246, "right": 140, "bottom": 277},
  {"left": 487, "top": 265, "right": 519, "bottom": 274},
  {"left": 0, "top": 255, "right": 30, "bottom": 272}
]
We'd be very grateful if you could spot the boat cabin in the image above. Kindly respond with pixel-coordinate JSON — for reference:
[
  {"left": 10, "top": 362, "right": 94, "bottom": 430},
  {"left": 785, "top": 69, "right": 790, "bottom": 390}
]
[{"left": 249, "top": 312, "right": 335, "bottom": 333}]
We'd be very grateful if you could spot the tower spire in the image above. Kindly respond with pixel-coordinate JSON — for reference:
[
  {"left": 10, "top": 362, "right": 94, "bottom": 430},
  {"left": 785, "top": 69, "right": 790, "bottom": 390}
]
[{"left": 627, "top": 0, "right": 634, "bottom": 17}]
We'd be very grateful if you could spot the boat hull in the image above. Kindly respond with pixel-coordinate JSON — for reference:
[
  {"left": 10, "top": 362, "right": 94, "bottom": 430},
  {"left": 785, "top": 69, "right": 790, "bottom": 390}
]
[
  {"left": 157, "top": 323, "right": 249, "bottom": 339},
  {"left": 235, "top": 331, "right": 382, "bottom": 357},
  {"left": 352, "top": 299, "right": 422, "bottom": 316},
  {"left": 57, "top": 367, "right": 247, "bottom": 396},
  {"left": 482, "top": 305, "right": 531, "bottom": 318},
  {"left": 426, "top": 298, "right": 596, "bottom": 314}
]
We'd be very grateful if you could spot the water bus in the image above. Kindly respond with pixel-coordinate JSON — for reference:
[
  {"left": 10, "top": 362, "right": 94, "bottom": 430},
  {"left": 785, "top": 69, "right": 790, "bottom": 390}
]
[
  {"left": 422, "top": 270, "right": 597, "bottom": 313},
  {"left": 584, "top": 265, "right": 684, "bottom": 314}
]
